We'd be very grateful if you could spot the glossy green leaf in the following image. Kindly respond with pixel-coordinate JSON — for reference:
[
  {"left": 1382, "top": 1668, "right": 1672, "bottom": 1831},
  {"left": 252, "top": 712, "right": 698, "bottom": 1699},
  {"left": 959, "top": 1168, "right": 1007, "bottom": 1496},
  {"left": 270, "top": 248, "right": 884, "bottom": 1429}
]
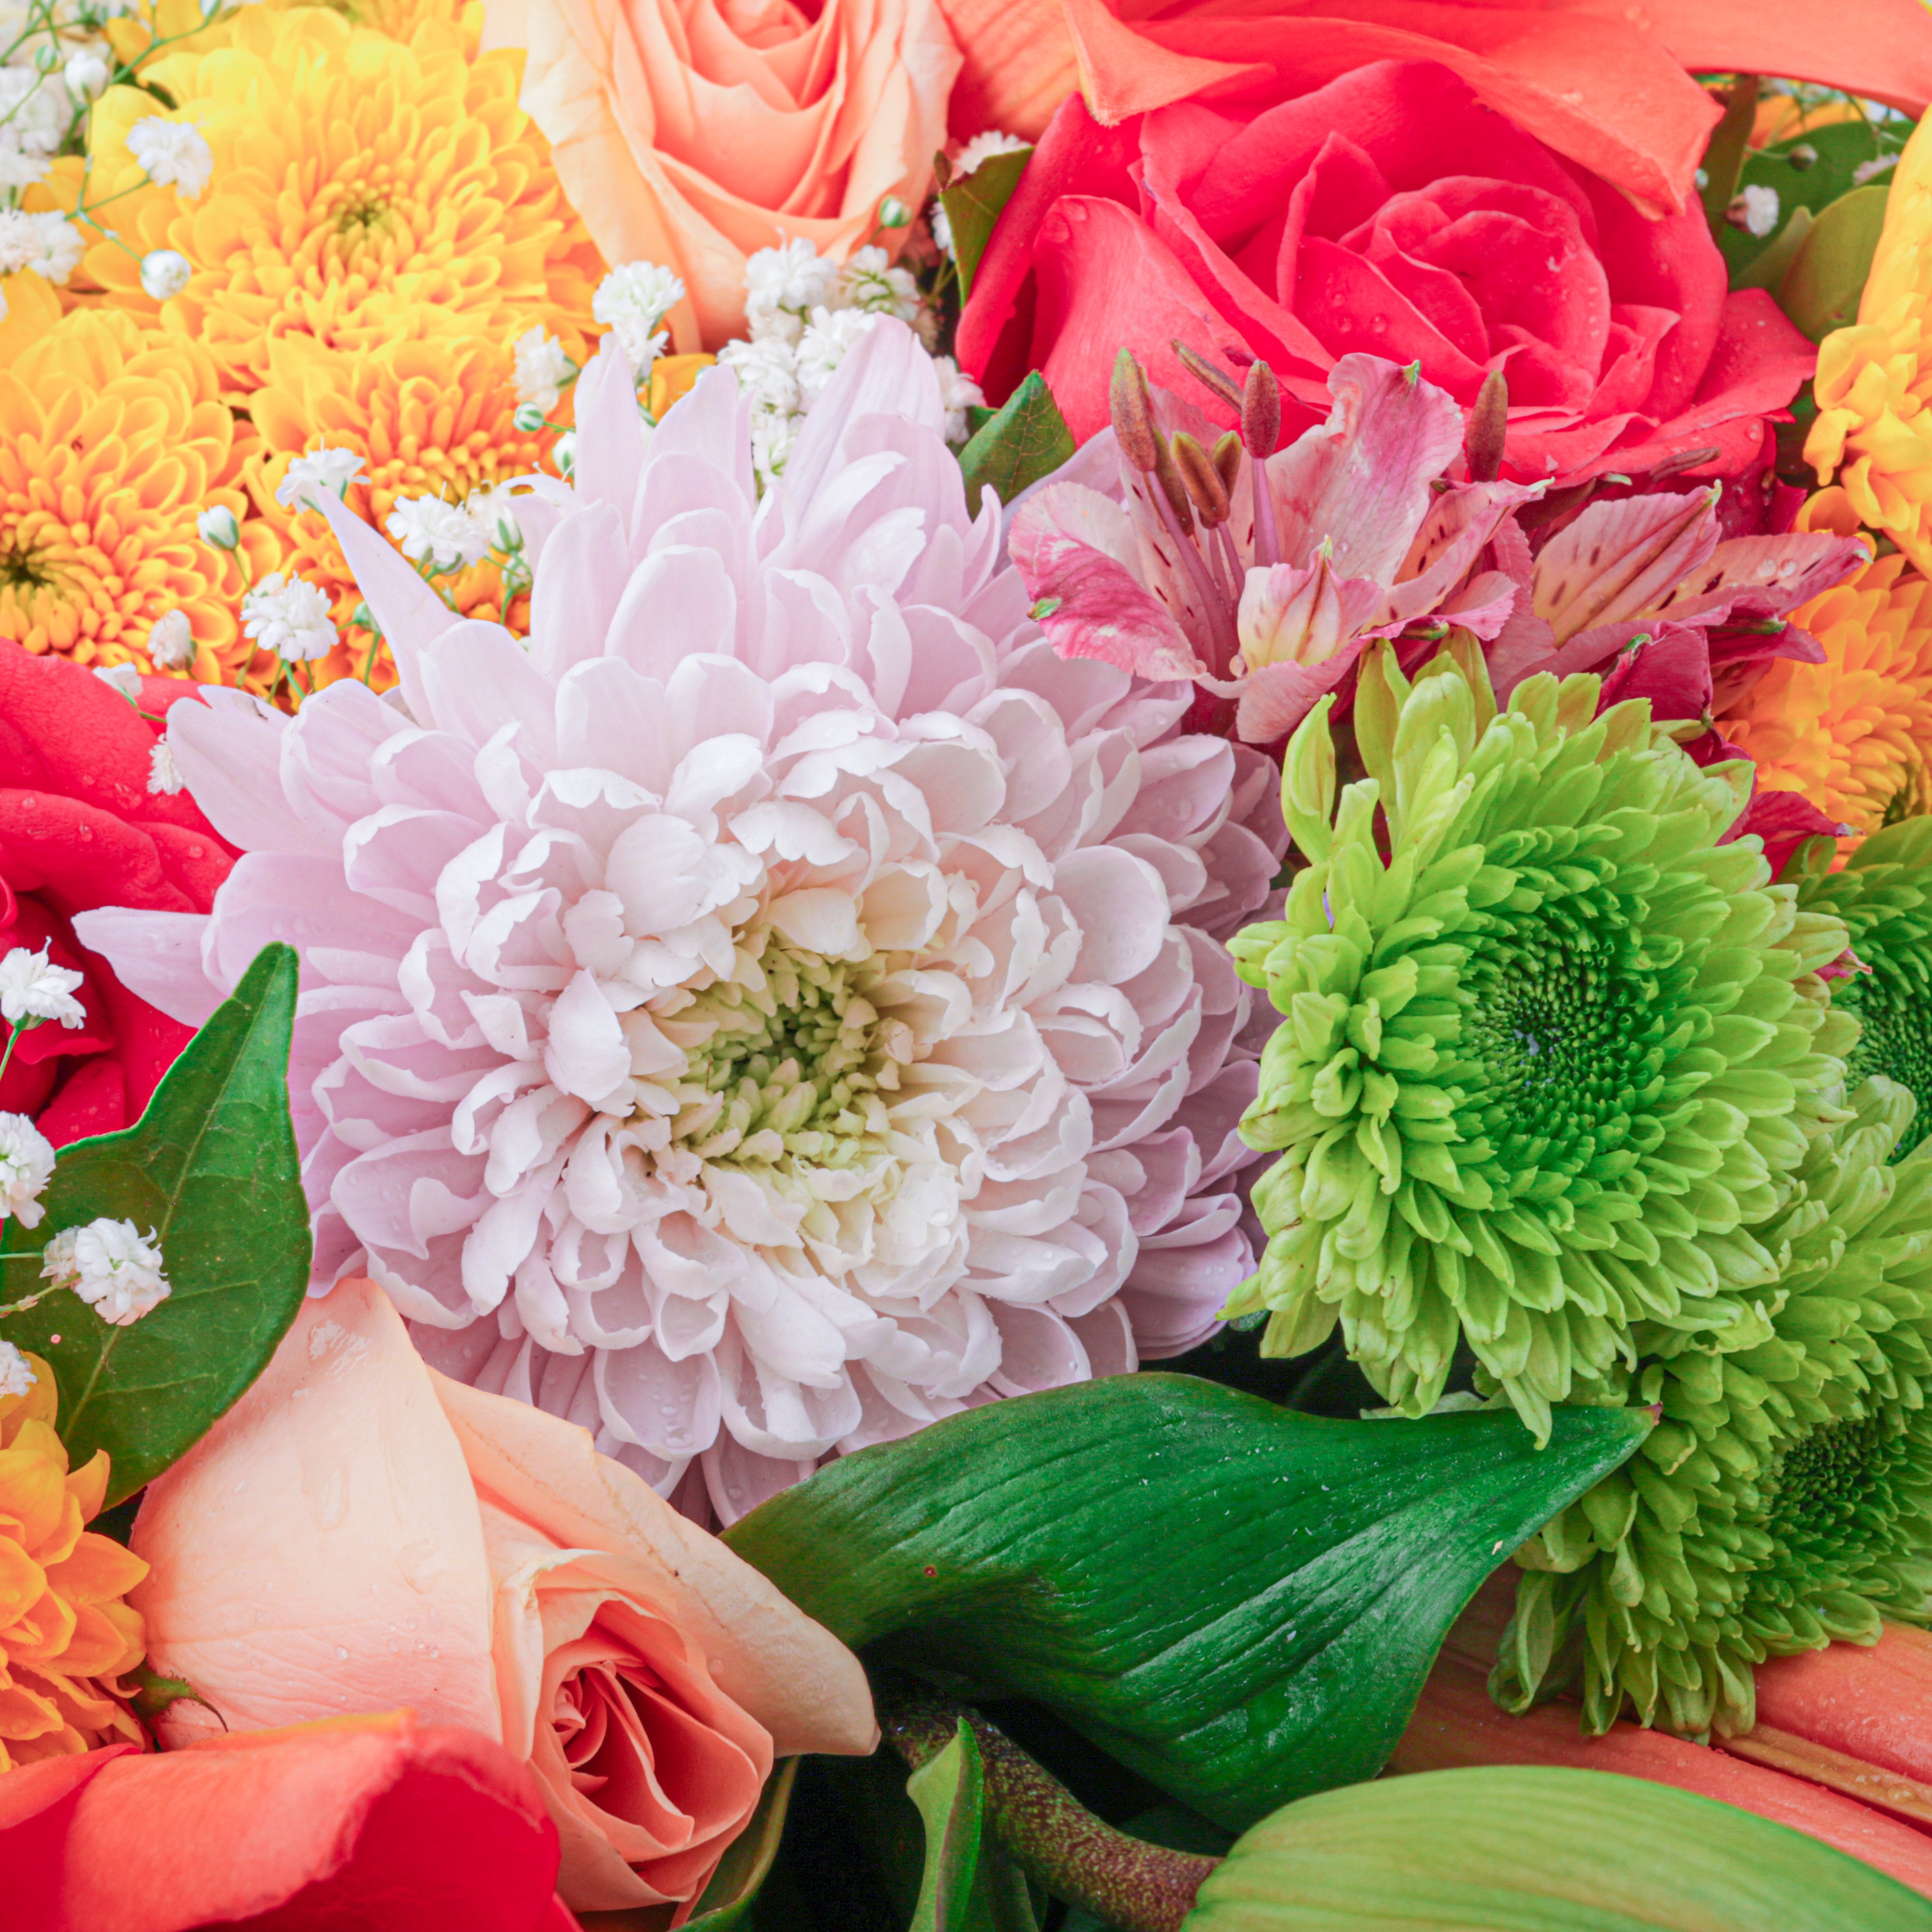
[
  {"left": 680, "top": 1759, "right": 802, "bottom": 1931},
  {"left": 0, "top": 942, "right": 309, "bottom": 1502},
  {"left": 909, "top": 1722, "right": 987, "bottom": 1932},
  {"left": 1183, "top": 1766, "right": 1932, "bottom": 1931},
  {"left": 941, "top": 146, "right": 1030, "bottom": 303},
  {"left": 958, "top": 372, "right": 1075, "bottom": 512},
  {"left": 1779, "top": 184, "right": 1893, "bottom": 341},
  {"left": 724, "top": 1376, "right": 1650, "bottom": 1831}
]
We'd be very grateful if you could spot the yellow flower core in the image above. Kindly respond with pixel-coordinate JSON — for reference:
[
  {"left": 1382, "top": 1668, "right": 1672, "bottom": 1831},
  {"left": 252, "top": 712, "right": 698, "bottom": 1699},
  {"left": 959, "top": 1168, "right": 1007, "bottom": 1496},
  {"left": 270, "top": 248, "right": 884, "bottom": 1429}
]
[
  {"left": 83, "top": 6, "right": 600, "bottom": 400},
  {"left": 0, "top": 1354, "right": 147, "bottom": 1772},
  {"left": 246, "top": 332, "right": 549, "bottom": 689},
  {"left": 0, "top": 299, "right": 269, "bottom": 678},
  {"left": 1717, "top": 545, "right": 1932, "bottom": 840},
  {"left": 1806, "top": 111, "right": 1932, "bottom": 574}
]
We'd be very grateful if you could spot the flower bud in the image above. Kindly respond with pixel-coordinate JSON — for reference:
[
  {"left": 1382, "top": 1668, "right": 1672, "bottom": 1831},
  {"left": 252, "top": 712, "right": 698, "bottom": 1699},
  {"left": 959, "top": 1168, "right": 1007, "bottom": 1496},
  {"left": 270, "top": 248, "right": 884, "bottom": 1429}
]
[
  {"left": 877, "top": 195, "right": 911, "bottom": 229},
  {"left": 553, "top": 430, "right": 577, "bottom": 480},
  {"left": 512, "top": 401, "right": 547, "bottom": 433},
  {"left": 63, "top": 52, "right": 110, "bottom": 101},
  {"left": 148, "top": 609, "right": 195, "bottom": 670},
  {"left": 196, "top": 505, "right": 239, "bottom": 551},
  {"left": 139, "top": 248, "right": 192, "bottom": 300}
]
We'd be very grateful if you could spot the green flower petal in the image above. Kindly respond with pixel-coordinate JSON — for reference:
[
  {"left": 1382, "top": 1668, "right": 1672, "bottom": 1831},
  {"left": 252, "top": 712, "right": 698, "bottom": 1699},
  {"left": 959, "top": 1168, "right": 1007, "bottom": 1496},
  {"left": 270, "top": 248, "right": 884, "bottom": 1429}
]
[{"left": 1231, "top": 646, "right": 1855, "bottom": 1439}]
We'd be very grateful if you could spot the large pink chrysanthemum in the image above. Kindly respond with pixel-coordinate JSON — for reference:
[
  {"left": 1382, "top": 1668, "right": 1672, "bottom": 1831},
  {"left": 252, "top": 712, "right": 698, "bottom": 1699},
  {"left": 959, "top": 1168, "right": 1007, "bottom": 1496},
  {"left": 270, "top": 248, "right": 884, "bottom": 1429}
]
[{"left": 79, "top": 324, "right": 1284, "bottom": 1523}]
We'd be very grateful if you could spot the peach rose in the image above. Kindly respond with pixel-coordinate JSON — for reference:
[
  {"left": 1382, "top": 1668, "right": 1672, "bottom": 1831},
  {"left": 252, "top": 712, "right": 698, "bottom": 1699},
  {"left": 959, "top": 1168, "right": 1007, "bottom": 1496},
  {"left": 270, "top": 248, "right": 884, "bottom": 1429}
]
[
  {"left": 483, "top": 0, "right": 961, "bottom": 348},
  {"left": 128, "top": 1279, "right": 876, "bottom": 1917}
]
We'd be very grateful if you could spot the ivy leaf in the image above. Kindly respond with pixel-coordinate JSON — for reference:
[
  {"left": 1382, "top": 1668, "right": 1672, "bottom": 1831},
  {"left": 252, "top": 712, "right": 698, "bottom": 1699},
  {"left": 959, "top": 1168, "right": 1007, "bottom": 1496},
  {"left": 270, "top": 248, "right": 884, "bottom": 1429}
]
[
  {"left": 724, "top": 1376, "right": 1650, "bottom": 1831},
  {"left": 940, "top": 146, "right": 1030, "bottom": 303},
  {"left": 1186, "top": 1767, "right": 1932, "bottom": 1931},
  {"left": 0, "top": 942, "right": 309, "bottom": 1503},
  {"left": 959, "top": 373, "right": 1076, "bottom": 513}
]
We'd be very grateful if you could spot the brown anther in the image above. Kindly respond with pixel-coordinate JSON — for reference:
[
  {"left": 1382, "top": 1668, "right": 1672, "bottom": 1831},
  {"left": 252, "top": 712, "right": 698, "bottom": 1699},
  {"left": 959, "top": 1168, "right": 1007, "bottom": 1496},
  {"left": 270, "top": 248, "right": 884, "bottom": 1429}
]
[
  {"left": 1647, "top": 444, "right": 1722, "bottom": 480},
  {"left": 1171, "top": 431, "right": 1231, "bottom": 527},
  {"left": 1150, "top": 435, "right": 1196, "bottom": 536},
  {"left": 1465, "top": 368, "right": 1508, "bottom": 483},
  {"left": 1241, "top": 359, "right": 1280, "bottom": 458},
  {"left": 1170, "top": 339, "right": 1246, "bottom": 415},
  {"left": 1110, "top": 349, "right": 1161, "bottom": 472},
  {"left": 1211, "top": 430, "right": 1241, "bottom": 495}
]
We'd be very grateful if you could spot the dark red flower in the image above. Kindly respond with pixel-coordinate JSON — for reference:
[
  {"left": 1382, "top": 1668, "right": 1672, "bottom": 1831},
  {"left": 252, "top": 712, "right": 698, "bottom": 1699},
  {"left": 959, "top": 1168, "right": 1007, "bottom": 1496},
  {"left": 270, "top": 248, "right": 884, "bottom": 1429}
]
[
  {"left": 0, "top": 642, "right": 234, "bottom": 1145},
  {"left": 958, "top": 61, "right": 1819, "bottom": 488}
]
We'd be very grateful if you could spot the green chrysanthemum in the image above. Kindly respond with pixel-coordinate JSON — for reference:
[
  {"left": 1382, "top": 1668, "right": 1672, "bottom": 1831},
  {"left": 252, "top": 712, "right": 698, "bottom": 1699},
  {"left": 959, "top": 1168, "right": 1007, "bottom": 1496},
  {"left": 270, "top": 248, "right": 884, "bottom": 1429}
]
[
  {"left": 1228, "top": 644, "right": 1857, "bottom": 1440},
  {"left": 1791, "top": 816, "right": 1932, "bottom": 1158},
  {"left": 1491, "top": 1078, "right": 1932, "bottom": 1736}
]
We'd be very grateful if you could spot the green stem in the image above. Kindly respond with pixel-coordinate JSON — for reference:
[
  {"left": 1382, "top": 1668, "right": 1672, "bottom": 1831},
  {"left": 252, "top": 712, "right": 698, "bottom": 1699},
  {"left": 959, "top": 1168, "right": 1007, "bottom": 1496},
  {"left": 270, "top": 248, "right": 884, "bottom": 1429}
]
[{"left": 877, "top": 1681, "right": 1218, "bottom": 1932}]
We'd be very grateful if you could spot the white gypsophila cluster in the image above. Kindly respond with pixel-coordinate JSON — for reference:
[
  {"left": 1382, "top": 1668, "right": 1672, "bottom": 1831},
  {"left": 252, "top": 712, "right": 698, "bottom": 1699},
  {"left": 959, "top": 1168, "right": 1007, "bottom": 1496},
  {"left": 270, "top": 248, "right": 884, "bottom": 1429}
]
[
  {"left": 42, "top": 1217, "right": 171, "bottom": 1325},
  {"left": 94, "top": 661, "right": 139, "bottom": 698},
  {"left": 0, "top": 67, "right": 75, "bottom": 190},
  {"left": 593, "top": 260, "right": 685, "bottom": 384},
  {"left": 463, "top": 481, "right": 524, "bottom": 555},
  {"left": 386, "top": 492, "right": 493, "bottom": 576},
  {"left": 724, "top": 241, "right": 981, "bottom": 488},
  {"left": 513, "top": 325, "right": 574, "bottom": 412},
  {"left": 149, "top": 608, "right": 196, "bottom": 669},
  {"left": 931, "top": 130, "right": 1030, "bottom": 255},
  {"left": 138, "top": 246, "right": 190, "bottom": 299},
  {"left": 241, "top": 572, "right": 337, "bottom": 662},
  {"left": 275, "top": 445, "right": 365, "bottom": 513},
  {"left": 0, "top": 1339, "right": 33, "bottom": 1401},
  {"left": 0, "top": 207, "right": 82, "bottom": 282},
  {"left": 1736, "top": 183, "right": 1781, "bottom": 238},
  {"left": 0, "top": 1113, "right": 55, "bottom": 1228},
  {"left": 0, "top": 945, "right": 86, "bottom": 1029},
  {"left": 124, "top": 114, "right": 211, "bottom": 197},
  {"left": 148, "top": 739, "right": 184, "bottom": 794}
]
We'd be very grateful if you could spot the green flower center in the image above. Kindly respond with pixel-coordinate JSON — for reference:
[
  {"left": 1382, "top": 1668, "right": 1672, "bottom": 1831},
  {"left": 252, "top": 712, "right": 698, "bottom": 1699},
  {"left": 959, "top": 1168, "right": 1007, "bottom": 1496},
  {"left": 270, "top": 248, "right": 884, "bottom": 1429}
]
[
  {"left": 1843, "top": 969, "right": 1932, "bottom": 1159},
  {"left": 658, "top": 932, "right": 903, "bottom": 1172}
]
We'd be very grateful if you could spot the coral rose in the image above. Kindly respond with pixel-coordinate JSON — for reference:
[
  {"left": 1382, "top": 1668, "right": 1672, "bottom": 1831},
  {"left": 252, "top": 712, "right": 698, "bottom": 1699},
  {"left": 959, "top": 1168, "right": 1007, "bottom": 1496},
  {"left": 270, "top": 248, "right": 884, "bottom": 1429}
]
[
  {"left": 483, "top": 0, "right": 961, "bottom": 346},
  {"left": 957, "top": 60, "right": 1820, "bottom": 486},
  {"left": 0, "top": 643, "right": 232, "bottom": 1145},
  {"left": 128, "top": 1278, "right": 875, "bottom": 1917},
  {"left": 2, "top": 1709, "right": 582, "bottom": 1931}
]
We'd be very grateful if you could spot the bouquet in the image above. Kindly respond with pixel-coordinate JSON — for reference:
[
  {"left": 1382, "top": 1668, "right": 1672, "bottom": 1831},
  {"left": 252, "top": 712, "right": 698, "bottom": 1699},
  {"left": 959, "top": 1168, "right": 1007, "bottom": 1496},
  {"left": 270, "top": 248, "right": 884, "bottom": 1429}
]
[{"left": 9, "top": 0, "right": 1932, "bottom": 1924}]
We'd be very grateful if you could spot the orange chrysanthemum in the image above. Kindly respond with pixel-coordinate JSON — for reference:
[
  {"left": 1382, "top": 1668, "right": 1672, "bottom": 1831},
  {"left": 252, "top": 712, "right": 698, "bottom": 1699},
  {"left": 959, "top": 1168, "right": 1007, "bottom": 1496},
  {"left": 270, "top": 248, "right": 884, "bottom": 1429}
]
[
  {"left": 244, "top": 331, "right": 551, "bottom": 689},
  {"left": 1806, "top": 110, "right": 1932, "bottom": 573},
  {"left": 0, "top": 1353, "right": 147, "bottom": 1772},
  {"left": 0, "top": 290, "right": 278, "bottom": 679},
  {"left": 1718, "top": 546, "right": 1932, "bottom": 840},
  {"left": 82, "top": 6, "right": 601, "bottom": 398}
]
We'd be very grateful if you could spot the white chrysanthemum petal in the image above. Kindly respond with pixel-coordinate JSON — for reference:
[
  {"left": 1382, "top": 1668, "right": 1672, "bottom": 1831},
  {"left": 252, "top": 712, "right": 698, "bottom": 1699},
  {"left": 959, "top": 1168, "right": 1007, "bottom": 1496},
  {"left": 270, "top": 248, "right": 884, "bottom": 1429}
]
[{"left": 79, "top": 321, "right": 1288, "bottom": 1527}]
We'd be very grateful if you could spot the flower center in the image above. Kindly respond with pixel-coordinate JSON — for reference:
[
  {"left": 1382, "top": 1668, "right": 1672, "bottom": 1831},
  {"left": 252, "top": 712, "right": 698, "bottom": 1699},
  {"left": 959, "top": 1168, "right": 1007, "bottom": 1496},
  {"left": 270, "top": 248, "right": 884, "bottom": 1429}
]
[
  {"left": 1758, "top": 1414, "right": 1915, "bottom": 1582},
  {"left": 0, "top": 542, "right": 54, "bottom": 593},
  {"left": 1843, "top": 966, "right": 1932, "bottom": 1159},
  {"left": 655, "top": 931, "right": 909, "bottom": 1173}
]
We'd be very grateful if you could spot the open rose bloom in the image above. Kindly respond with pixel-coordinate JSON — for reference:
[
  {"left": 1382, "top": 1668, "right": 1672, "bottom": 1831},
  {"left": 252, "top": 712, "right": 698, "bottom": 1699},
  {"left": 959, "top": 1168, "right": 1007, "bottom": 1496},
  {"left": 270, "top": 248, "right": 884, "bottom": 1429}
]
[
  {"left": 83, "top": 321, "right": 1284, "bottom": 1526},
  {"left": 132, "top": 1278, "right": 877, "bottom": 1917}
]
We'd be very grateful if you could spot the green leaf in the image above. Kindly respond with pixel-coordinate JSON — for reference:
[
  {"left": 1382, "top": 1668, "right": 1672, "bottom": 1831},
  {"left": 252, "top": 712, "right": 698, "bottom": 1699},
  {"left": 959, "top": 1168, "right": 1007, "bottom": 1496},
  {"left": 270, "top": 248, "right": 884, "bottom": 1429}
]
[
  {"left": 724, "top": 1376, "right": 1650, "bottom": 1832},
  {"left": 940, "top": 146, "right": 1030, "bottom": 303},
  {"left": 1182, "top": 1766, "right": 1932, "bottom": 1930},
  {"left": 909, "top": 1721, "right": 987, "bottom": 1932},
  {"left": 1778, "top": 184, "right": 1893, "bottom": 341},
  {"left": 683, "top": 1759, "right": 802, "bottom": 1931},
  {"left": 1719, "top": 112, "right": 1912, "bottom": 285},
  {"left": 0, "top": 942, "right": 310, "bottom": 1503},
  {"left": 958, "top": 372, "right": 1076, "bottom": 511}
]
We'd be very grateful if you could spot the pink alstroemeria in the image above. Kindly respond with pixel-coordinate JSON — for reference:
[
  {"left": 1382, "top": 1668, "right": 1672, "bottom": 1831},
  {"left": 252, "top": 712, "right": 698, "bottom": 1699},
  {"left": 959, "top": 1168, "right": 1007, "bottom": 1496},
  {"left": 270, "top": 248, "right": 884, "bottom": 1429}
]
[
  {"left": 1011, "top": 354, "right": 1533, "bottom": 743},
  {"left": 1489, "top": 485, "right": 1870, "bottom": 715}
]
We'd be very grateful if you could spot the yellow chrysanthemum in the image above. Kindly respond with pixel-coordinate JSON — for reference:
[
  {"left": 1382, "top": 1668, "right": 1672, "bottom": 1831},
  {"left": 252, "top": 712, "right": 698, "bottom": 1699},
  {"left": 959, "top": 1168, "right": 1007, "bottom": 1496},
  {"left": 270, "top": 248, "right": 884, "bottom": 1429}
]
[
  {"left": 1718, "top": 542, "right": 1932, "bottom": 839},
  {"left": 244, "top": 331, "right": 550, "bottom": 690},
  {"left": 0, "top": 1354, "right": 147, "bottom": 1772},
  {"left": 0, "top": 301, "right": 278, "bottom": 678},
  {"left": 82, "top": 6, "right": 601, "bottom": 398},
  {"left": 1806, "top": 112, "right": 1932, "bottom": 572},
  {"left": 105, "top": 0, "right": 485, "bottom": 65}
]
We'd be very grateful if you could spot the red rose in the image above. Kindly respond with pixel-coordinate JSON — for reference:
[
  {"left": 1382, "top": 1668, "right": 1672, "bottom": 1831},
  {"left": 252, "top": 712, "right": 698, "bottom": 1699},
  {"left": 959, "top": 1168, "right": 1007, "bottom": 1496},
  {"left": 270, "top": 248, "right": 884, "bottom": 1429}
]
[
  {"left": 957, "top": 60, "right": 1818, "bottom": 486},
  {"left": 2, "top": 1709, "right": 583, "bottom": 1931},
  {"left": 0, "top": 641, "right": 234, "bottom": 1145}
]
